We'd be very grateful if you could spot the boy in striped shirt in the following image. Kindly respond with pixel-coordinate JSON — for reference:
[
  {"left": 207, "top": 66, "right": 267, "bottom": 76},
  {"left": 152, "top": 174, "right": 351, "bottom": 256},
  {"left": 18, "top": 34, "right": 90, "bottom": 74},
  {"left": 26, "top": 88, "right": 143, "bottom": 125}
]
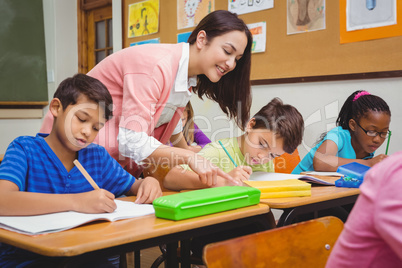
[{"left": 0, "top": 74, "right": 162, "bottom": 267}]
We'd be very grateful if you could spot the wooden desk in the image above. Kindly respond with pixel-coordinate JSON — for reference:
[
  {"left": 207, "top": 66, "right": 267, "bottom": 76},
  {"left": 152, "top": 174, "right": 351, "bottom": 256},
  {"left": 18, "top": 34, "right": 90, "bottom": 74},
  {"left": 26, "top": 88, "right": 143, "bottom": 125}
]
[
  {"left": 260, "top": 177, "right": 360, "bottom": 227},
  {"left": 0, "top": 196, "right": 274, "bottom": 268}
]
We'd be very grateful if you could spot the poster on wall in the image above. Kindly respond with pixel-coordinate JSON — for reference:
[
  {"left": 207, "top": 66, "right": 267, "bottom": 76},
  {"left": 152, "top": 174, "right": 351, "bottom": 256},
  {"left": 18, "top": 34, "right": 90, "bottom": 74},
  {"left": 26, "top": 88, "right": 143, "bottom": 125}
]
[
  {"left": 347, "top": 0, "right": 396, "bottom": 31},
  {"left": 339, "top": 0, "right": 402, "bottom": 43},
  {"left": 128, "top": 0, "right": 160, "bottom": 38},
  {"left": 247, "top": 22, "right": 266, "bottom": 53},
  {"left": 177, "top": 0, "right": 215, "bottom": 29},
  {"left": 287, "top": 0, "right": 325, "bottom": 35},
  {"left": 177, "top": 31, "right": 192, "bottom": 43},
  {"left": 228, "top": 0, "right": 274, "bottom": 15}
]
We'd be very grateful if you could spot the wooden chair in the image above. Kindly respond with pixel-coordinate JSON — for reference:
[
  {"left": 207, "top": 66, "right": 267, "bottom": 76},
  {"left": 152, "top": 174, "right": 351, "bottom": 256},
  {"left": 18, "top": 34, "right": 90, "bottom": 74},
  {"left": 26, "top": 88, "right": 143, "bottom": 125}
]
[
  {"left": 203, "top": 216, "right": 343, "bottom": 268},
  {"left": 274, "top": 148, "right": 301, "bottom": 173}
]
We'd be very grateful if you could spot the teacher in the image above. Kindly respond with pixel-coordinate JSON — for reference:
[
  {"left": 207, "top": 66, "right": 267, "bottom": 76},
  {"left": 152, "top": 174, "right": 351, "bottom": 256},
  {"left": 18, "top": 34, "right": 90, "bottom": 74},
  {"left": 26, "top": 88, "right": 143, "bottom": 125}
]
[{"left": 40, "top": 10, "right": 253, "bottom": 186}]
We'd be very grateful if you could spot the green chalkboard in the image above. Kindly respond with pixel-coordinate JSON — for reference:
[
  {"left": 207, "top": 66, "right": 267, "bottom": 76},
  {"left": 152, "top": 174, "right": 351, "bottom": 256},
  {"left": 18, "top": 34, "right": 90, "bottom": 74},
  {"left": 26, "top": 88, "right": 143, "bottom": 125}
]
[{"left": 0, "top": 0, "right": 48, "bottom": 104}]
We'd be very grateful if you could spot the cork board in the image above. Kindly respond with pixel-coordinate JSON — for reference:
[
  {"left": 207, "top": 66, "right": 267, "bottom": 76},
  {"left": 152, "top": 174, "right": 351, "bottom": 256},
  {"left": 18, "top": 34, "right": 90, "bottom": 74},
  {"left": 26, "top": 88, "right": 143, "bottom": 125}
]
[{"left": 122, "top": 0, "right": 402, "bottom": 82}]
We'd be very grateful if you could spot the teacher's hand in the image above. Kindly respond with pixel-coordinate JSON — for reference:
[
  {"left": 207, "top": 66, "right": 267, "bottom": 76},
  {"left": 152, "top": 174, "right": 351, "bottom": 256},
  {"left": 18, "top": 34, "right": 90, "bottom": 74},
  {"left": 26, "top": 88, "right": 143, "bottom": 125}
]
[{"left": 188, "top": 154, "right": 241, "bottom": 187}]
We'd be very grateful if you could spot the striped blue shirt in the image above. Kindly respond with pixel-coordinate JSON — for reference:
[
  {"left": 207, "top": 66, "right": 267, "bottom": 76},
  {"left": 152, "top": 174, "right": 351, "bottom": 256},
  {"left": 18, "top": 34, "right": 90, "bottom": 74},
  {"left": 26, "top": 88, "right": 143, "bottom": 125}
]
[
  {"left": 0, "top": 133, "right": 136, "bottom": 267},
  {"left": 0, "top": 133, "right": 135, "bottom": 195}
]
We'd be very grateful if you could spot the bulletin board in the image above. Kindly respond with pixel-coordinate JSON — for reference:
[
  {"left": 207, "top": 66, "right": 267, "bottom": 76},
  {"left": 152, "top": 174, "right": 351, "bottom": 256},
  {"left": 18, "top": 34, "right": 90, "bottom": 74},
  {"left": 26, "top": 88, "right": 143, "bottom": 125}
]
[
  {"left": 122, "top": 0, "right": 402, "bottom": 84},
  {"left": 0, "top": 0, "right": 48, "bottom": 106}
]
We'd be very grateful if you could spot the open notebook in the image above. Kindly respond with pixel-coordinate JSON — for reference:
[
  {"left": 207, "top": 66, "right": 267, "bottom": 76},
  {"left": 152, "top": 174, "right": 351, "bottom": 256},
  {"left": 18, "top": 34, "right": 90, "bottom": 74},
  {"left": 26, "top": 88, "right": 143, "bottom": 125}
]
[
  {"left": 0, "top": 200, "right": 155, "bottom": 236},
  {"left": 249, "top": 172, "right": 335, "bottom": 186}
]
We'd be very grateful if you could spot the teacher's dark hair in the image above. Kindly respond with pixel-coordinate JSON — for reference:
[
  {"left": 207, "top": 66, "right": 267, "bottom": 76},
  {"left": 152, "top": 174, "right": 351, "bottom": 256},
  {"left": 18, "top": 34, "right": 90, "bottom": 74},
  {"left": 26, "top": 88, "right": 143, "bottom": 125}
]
[{"left": 188, "top": 10, "right": 252, "bottom": 130}]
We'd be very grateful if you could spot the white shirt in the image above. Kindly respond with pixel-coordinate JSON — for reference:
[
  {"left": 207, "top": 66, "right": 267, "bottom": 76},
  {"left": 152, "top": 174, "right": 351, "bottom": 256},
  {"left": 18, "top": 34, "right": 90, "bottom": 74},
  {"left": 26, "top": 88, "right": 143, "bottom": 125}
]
[{"left": 118, "top": 43, "right": 196, "bottom": 163}]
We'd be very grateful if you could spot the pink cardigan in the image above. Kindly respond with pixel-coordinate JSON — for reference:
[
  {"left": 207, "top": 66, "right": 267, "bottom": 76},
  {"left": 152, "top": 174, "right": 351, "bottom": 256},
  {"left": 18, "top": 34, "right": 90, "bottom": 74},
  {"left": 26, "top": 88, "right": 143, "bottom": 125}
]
[
  {"left": 41, "top": 43, "right": 187, "bottom": 176},
  {"left": 326, "top": 151, "right": 402, "bottom": 267}
]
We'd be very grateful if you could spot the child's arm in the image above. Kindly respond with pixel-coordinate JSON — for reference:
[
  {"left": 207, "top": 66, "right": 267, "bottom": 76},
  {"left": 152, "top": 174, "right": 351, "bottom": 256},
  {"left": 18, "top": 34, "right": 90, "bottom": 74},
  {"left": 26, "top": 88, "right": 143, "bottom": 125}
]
[
  {"left": 313, "top": 140, "right": 387, "bottom": 171},
  {"left": 163, "top": 165, "right": 251, "bottom": 191},
  {"left": 0, "top": 180, "right": 116, "bottom": 216},
  {"left": 170, "top": 132, "right": 202, "bottom": 153},
  {"left": 125, "top": 176, "right": 162, "bottom": 204}
]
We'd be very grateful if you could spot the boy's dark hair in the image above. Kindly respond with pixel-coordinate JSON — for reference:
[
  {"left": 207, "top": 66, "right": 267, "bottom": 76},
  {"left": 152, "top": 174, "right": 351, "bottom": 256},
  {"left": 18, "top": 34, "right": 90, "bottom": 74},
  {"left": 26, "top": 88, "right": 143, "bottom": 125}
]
[
  {"left": 252, "top": 98, "right": 304, "bottom": 154},
  {"left": 336, "top": 90, "right": 390, "bottom": 130},
  {"left": 188, "top": 10, "right": 253, "bottom": 131},
  {"left": 53, "top": 73, "right": 113, "bottom": 119}
]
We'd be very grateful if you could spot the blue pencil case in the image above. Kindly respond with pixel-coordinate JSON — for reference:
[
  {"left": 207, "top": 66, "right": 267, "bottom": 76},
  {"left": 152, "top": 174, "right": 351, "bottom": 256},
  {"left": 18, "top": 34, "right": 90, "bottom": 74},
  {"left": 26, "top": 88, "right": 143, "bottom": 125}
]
[
  {"left": 335, "top": 176, "right": 363, "bottom": 188},
  {"left": 336, "top": 162, "right": 370, "bottom": 181},
  {"left": 335, "top": 162, "right": 370, "bottom": 188},
  {"left": 153, "top": 186, "right": 261, "bottom": 221}
]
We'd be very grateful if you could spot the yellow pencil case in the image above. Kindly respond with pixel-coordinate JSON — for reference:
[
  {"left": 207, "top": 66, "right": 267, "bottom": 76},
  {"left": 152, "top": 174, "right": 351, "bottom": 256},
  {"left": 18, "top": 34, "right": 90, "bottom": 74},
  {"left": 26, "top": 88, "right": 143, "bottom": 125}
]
[{"left": 153, "top": 186, "right": 261, "bottom": 220}]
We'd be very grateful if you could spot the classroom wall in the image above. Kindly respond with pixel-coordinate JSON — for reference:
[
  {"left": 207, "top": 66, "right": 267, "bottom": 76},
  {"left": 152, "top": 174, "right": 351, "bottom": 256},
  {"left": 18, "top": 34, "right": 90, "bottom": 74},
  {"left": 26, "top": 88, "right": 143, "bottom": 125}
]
[
  {"left": 0, "top": 0, "right": 401, "bottom": 159},
  {"left": 190, "top": 79, "right": 402, "bottom": 158}
]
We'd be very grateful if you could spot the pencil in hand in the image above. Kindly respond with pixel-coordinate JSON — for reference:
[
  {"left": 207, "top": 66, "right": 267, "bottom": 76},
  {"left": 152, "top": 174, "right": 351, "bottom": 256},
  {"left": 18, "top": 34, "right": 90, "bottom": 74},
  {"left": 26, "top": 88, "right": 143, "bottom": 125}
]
[
  {"left": 73, "top": 159, "right": 100, "bottom": 190},
  {"left": 218, "top": 140, "right": 237, "bottom": 167},
  {"left": 385, "top": 130, "right": 392, "bottom": 155}
]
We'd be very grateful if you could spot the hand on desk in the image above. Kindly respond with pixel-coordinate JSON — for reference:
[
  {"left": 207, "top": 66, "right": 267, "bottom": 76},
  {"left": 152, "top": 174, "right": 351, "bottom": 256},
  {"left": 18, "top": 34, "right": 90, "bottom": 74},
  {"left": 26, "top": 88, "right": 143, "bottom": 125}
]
[{"left": 134, "top": 176, "right": 163, "bottom": 204}]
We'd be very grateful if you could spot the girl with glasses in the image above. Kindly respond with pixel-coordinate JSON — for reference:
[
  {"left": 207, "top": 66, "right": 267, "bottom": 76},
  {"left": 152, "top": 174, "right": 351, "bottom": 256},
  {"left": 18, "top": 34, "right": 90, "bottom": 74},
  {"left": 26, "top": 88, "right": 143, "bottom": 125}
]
[{"left": 293, "top": 90, "right": 391, "bottom": 174}]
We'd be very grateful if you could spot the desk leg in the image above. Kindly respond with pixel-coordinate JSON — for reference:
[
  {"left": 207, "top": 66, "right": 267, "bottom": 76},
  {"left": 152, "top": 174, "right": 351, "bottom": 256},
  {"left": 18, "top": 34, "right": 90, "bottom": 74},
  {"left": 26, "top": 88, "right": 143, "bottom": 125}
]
[
  {"left": 276, "top": 208, "right": 297, "bottom": 227},
  {"left": 180, "top": 240, "right": 191, "bottom": 268},
  {"left": 134, "top": 251, "right": 141, "bottom": 268},
  {"left": 166, "top": 241, "right": 179, "bottom": 268}
]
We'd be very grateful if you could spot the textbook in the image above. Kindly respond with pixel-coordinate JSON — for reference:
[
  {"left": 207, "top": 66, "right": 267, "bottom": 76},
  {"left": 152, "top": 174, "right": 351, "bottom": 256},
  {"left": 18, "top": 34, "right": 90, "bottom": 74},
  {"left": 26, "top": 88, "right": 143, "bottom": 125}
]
[
  {"left": 0, "top": 200, "right": 155, "bottom": 236},
  {"left": 244, "top": 180, "right": 312, "bottom": 198},
  {"left": 249, "top": 172, "right": 335, "bottom": 186}
]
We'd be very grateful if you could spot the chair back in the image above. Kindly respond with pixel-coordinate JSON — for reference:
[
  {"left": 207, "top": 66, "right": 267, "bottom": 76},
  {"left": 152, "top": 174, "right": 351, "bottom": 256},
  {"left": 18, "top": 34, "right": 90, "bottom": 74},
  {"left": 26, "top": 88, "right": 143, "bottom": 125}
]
[
  {"left": 274, "top": 148, "right": 301, "bottom": 173},
  {"left": 203, "top": 216, "right": 343, "bottom": 268}
]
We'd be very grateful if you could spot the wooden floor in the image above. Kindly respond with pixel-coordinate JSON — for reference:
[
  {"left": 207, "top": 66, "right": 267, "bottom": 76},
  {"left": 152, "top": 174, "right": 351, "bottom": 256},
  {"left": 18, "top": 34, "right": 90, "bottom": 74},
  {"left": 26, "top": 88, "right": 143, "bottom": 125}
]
[{"left": 126, "top": 246, "right": 165, "bottom": 268}]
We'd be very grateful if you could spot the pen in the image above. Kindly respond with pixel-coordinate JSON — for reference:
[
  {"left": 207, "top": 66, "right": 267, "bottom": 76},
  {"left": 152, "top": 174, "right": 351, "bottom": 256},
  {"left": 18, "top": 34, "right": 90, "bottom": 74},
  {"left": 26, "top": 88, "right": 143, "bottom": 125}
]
[
  {"left": 218, "top": 140, "right": 237, "bottom": 167},
  {"left": 73, "top": 159, "right": 100, "bottom": 190},
  {"left": 385, "top": 130, "right": 392, "bottom": 155}
]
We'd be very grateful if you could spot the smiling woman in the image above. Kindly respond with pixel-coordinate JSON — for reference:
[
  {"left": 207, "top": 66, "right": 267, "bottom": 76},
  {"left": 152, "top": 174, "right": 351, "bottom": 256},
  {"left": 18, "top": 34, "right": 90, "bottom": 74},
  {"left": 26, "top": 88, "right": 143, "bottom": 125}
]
[{"left": 40, "top": 10, "right": 253, "bottom": 188}]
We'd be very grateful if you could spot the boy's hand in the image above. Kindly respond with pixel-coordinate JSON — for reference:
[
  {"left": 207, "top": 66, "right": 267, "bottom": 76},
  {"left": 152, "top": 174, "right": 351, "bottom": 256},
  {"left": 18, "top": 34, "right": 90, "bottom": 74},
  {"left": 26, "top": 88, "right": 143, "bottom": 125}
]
[
  {"left": 75, "top": 189, "right": 116, "bottom": 213},
  {"left": 227, "top": 166, "right": 252, "bottom": 184},
  {"left": 135, "top": 177, "right": 163, "bottom": 204}
]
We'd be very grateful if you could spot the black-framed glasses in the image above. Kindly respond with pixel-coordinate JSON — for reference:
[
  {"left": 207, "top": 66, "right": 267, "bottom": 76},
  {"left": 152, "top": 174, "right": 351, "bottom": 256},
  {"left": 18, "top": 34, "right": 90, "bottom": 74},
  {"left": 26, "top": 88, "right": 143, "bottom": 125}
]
[{"left": 356, "top": 122, "right": 390, "bottom": 139}]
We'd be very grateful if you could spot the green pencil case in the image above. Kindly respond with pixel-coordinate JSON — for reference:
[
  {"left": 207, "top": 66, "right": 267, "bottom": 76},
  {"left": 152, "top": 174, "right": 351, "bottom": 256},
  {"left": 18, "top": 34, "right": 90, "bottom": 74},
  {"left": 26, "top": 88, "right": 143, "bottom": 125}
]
[{"left": 153, "top": 186, "right": 261, "bottom": 221}]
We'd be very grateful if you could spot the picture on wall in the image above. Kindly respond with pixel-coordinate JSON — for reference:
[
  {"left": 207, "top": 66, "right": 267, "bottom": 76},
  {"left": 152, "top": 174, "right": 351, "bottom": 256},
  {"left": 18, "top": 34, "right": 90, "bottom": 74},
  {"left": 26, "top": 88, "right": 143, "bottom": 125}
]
[
  {"left": 287, "top": 0, "right": 326, "bottom": 35},
  {"left": 228, "top": 0, "right": 274, "bottom": 15},
  {"left": 177, "top": 0, "right": 215, "bottom": 29},
  {"left": 128, "top": 0, "right": 160, "bottom": 38}
]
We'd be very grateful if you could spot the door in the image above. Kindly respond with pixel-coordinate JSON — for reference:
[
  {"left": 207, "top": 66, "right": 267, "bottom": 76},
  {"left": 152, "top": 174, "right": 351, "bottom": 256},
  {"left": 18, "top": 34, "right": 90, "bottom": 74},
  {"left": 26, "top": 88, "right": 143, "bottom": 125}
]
[{"left": 78, "top": 0, "right": 113, "bottom": 73}]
